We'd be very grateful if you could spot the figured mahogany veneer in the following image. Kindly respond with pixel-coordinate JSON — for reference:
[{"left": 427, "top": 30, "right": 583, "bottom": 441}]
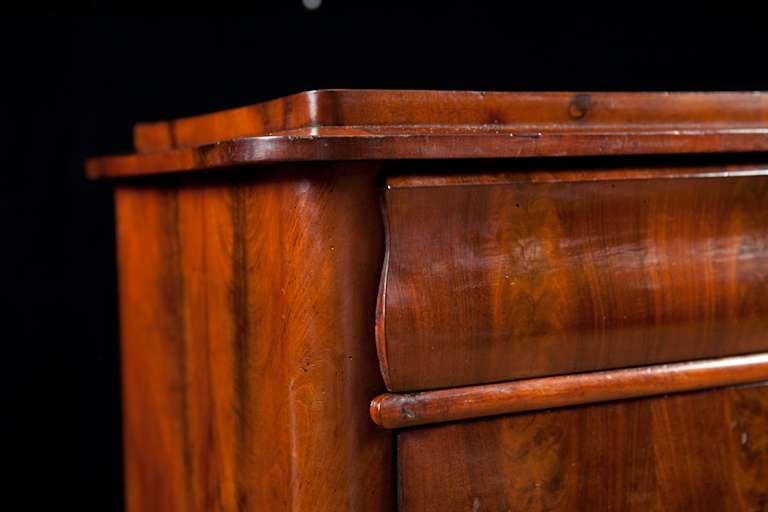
[
  {"left": 398, "top": 384, "right": 768, "bottom": 512},
  {"left": 377, "top": 166, "right": 768, "bottom": 391},
  {"left": 115, "top": 163, "right": 391, "bottom": 511},
  {"left": 86, "top": 90, "right": 768, "bottom": 512}
]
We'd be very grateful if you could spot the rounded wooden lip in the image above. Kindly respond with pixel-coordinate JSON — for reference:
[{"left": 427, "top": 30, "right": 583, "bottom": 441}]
[
  {"left": 86, "top": 90, "right": 768, "bottom": 179},
  {"left": 370, "top": 352, "right": 768, "bottom": 429},
  {"left": 87, "top": 129, "right": 768, "bottom": 179}
]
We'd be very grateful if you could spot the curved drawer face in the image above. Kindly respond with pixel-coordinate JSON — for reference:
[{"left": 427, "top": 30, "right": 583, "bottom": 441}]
[{"left": 377, "top": 166, "right": 768, "bottom": 392}]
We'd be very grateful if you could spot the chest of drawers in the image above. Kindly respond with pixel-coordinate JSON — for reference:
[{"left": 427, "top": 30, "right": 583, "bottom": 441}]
[{"left": 88, "top": 90, "right": 768, "bottom": 511}]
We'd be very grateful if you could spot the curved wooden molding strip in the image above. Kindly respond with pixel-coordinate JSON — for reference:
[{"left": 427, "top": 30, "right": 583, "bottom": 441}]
[
  {"left": 370, "top": 352, "right": 768, "bottom": 429},
  {"left": 86, "top": 90, "right": 768, "bottom": 178}
]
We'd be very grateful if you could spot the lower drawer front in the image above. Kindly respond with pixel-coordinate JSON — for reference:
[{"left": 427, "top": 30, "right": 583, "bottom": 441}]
[{"left": 398, "top": 384, "right": 768, "bottom": 511}]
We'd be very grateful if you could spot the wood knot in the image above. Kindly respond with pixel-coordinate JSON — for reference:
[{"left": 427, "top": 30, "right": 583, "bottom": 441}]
[{"left": 568, "top": 94, "right": 592, "bottom": 120}]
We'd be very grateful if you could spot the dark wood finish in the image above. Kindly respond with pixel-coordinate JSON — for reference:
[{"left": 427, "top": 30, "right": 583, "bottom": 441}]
[
  {"left": 132, "top": 90, "right": 323, "bottom": 152},
  {"left": 398, "top": 384, "right": 768, "bottom": 512},
  {"left": 378, "top": 168, "right": 768, "bottom": 391},
  {"left": 86, "top": 90, "right": 768, "bottom": 178},
  {"left": 133, "top": 90, "right": 768, "bottom": 153},
  {"left": 87, "top": 131, "right": 768, "bottom": 179},
  {"left": 87, "top": 90, "right": 768, "bottom": 511},
  {"left": 370, "top": 352, "right": 768, "bottom": 428},
  {"left": 116, "top": 163, "right": 391, "bottom": 511}
]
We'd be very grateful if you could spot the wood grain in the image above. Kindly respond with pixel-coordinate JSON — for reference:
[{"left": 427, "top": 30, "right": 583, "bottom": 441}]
[
  {"left": 87, "top": 130, "right": 768, "bottom": 179},
  {"left": 92, "top": 90, "right": 768, "bottom": 511},
  {"left": 133, "top": 90, "right": 768, "bottom": 153},
  {"left": 378, "top": 167, "right": 768, "bottom": 391},
  {"left": 398, "top": 384, "right": 768, "bottom": 512},
  {"left": 370, "top": 352, "right": 768, "bottom": 428},
  {"left": 86, "top": 90, "right": 768, "bottom": 178},
  {"left": 115, "top": 162, "right": 392, "bottom": 512}
]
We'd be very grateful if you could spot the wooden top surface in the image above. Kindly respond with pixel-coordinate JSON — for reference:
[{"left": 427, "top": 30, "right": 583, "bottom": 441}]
[{"left": 86, "top": 89, "right": 768, "bottom": 178}]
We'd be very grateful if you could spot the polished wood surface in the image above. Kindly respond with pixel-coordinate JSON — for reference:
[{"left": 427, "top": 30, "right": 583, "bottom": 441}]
[
  {"left": 89, "top": 90, "right": 768, "bottom": 511},
  {"left": 398, "top": 384, "right": 768, "bottom": 512},
  {"left": 86, "top": 90, "right": 768, "bottom": 178},
  {"left": 133, "top": 90, "right": 324, "bottom": 152},
  {"left": 116, "top": 163, "right": 391, "bottom": 511},
  {"left": 378, "top": 167, "right": 768, "bottom": 391},
  {"left": 371, "top": 353, "right": 768, "bottom": 428},
  {"left": 133, "top": 90, "right": 768, "bottom": 153}
]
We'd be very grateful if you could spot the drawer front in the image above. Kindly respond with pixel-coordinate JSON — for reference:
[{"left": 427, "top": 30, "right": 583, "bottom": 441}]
[
  {"left": 377, "top": 165, "right": 768, "bottom": 391},
  {"left": 397, "top": 384, "right": 768, "bottom": 512}
]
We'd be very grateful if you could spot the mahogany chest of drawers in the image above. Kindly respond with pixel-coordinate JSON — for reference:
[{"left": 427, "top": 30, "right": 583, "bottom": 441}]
[{"left": 88, "top": 90, "right": 768, "bottom": 511}]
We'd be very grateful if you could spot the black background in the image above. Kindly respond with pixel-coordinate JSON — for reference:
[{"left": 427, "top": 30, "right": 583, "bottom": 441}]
[{"left": 1, "top": 6, "right": 766, "bottom": 510}]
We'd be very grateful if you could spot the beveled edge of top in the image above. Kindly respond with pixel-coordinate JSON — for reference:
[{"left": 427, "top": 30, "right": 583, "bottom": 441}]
[{"left": 87, "top": 89, "right": 768, "bottom": 179}]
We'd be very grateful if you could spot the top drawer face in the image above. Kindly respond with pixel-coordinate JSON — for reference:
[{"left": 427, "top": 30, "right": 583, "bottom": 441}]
[{"left": 376, "top": 166, "right": 768, "bottom": 392}]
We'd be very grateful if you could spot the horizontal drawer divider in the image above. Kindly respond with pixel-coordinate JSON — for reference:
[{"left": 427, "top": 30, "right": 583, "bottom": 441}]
[{"left": 370, "top": 352, "right": 768, "bottom": 429}]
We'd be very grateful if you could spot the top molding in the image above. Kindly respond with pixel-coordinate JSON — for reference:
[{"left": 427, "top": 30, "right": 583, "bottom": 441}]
[{"left": 86, "top": 89, "right": 768, "bottom": 179}]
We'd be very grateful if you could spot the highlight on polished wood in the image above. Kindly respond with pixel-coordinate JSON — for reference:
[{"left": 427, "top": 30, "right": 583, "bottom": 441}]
[
  {"left": 86, "top": 89, "right": 768, "bottom": 178},
  {"left": 371, "top": 352, "right": 768, "bottom": 429},
  {"left": 132, "top": 89, "right": 768, "bottom": 153},
  {"left": 87, "top": 89, "right": 768, "bottom": 512},
  {"left": 376, "top": 166, "right": 768, "bottom": 391},
  {"left": 115, "top": 163, "right": 392, "bottom": 511}
]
